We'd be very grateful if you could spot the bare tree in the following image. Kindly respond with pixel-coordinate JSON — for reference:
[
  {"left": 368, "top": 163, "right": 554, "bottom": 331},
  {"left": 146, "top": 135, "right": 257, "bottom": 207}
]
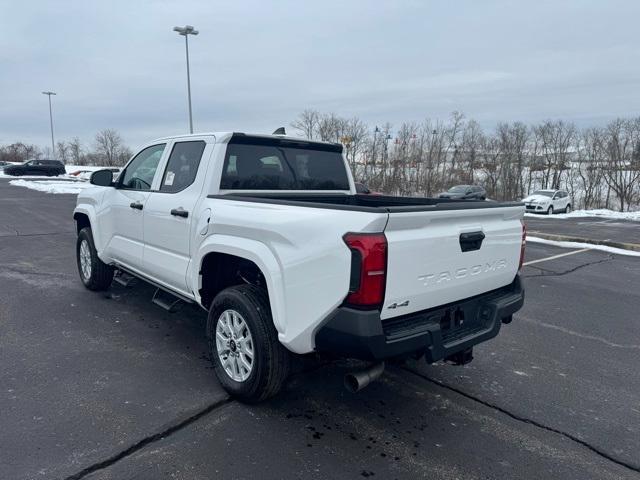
[
  {"left": 534, "top": 120, "right": 576, "bottom": 189},
  {"left": 290, "top": 109, "right": 320, "bottom": 139},
  {"left": 574, "top": 127, "right": 606, "bottom": 208},
  {"left": 68, "top": 137, "right": 84, "bottom": 165},
  {"left": 56, "top": 141, "right": 69, "bottom": 164},
  {"left": 94, "top": 129, "right": 126, "bottom": 166},
  {"left": 317, "top": 113, "right": 346, "bottom": 143},
  {"left": 601, "top": 118, "right": 640, "bottom": 211},
  {"left": 459, "top": 119, "right": 484, "bottom": 184},
  {"left": 343, "top": 117, "right": 369, "bottom": 173},
  {"left": 496, "top": 122, "right": 529, "bottom": 200},
  {"left": 0, "top": 142, "right": 42, "bottom": 163}
]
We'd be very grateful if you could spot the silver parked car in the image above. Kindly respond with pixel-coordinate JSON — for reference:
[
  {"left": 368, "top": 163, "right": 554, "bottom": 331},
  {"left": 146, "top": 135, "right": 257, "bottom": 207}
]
[{"left": 522, "top": 189, "right": 572, "bottom": 214}]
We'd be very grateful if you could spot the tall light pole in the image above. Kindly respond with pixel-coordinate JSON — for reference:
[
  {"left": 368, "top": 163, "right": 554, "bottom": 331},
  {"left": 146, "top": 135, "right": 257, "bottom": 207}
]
[
  {"left": 42, "top": 91, "right": 57, "bottom": 157},
  {"left": 173, "top": 25, "right": 199, "bottom": 134}
]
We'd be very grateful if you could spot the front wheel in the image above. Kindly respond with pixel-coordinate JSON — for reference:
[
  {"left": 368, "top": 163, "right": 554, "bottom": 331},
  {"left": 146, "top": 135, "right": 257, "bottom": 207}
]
[
  {"left": 76, "top": 227, "right": 114, "bottom": 290},
  {"left": 207, "top": 285, "right": 290, "bottom": 403},
  {"left": 547, "top": 206, "right": 554, "bottom": 215}
]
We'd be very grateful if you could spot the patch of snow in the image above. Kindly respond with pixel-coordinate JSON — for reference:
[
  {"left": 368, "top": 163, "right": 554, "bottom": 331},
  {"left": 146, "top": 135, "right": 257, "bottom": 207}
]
[
  {"left": 525, "top": 209, "right": 640, "bottom": 222},
  {"left": 9, "top": 179, "right": 94, "bottom": 195},
  {"left": 526, "top": 236, "right": 640, "bottom": 257}
]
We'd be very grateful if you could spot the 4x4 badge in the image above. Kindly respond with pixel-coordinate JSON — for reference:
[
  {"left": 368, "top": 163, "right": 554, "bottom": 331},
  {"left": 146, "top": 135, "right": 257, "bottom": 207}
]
[{"left": 387, "top": 300, "right": 410, "bottom": 309}]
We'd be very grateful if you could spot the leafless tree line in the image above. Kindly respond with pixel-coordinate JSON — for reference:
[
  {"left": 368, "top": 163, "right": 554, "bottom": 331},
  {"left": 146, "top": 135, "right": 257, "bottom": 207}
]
[
  {"left": 292, "top": 109, "right": 640, "bottom": 211},
  {"left": 0, "top": 129, "right": 132, "bottom": 167}
]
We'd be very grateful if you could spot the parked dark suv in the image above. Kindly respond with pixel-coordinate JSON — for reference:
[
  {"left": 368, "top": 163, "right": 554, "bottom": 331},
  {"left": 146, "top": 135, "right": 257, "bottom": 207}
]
[
  {"left": 438, "top": 185, "right": 486, "bottom": 200},
  {"left": 3, "top": 159, "right": 66, "bottom": 176}
]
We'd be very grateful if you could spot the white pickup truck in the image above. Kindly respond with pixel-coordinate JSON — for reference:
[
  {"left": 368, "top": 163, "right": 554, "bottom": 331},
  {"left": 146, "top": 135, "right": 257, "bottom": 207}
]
[{"left": 74, "top": 132, "right": 525, "bottom": 402}]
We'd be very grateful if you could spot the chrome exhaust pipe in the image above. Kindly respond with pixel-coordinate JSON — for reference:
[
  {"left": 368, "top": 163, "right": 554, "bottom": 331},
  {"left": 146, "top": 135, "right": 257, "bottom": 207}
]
[{"left": 344, "top": 362, "right": 385, "bottom": 393}]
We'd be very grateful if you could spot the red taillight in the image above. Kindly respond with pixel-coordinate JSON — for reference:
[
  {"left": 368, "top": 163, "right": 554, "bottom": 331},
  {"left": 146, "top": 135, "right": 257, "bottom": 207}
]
[
  {"left": 343, "top": 232, "right": 387, "bottom": 309},
  {"left": 518, "top": 220, "right": 527, "bottom": 270}
]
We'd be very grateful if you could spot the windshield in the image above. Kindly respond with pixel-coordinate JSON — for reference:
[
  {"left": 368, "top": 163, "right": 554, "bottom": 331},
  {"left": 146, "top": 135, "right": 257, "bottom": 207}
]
[
  {"left": 448, "top": 185, "right": 470, "bottom": 193},
  {"left": 221, "top": 137, "right": 350, "bottom": 190},
  {"left": 532, "top": 190, "right": 554, "bottom": 198}
]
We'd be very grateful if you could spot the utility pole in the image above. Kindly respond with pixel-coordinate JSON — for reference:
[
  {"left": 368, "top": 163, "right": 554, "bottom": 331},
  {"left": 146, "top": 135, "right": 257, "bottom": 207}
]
[
  {"left": 173, "top": 25, "right": 199, "bottom": 133},
  {"left": 42, "top": 91, "right": 57, "bottom": 156}
]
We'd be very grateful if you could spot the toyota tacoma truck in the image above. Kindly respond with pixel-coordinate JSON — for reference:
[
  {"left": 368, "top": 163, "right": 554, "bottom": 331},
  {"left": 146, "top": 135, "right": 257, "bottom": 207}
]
[{"left": 74, "top": 131, "right": 525, "bottom": 402}]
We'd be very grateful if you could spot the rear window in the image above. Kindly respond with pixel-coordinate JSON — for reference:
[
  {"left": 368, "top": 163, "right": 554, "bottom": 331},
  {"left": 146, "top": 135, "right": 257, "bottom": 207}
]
[{"left": 220, "top": 137, "right": 349, "bottom": 190}]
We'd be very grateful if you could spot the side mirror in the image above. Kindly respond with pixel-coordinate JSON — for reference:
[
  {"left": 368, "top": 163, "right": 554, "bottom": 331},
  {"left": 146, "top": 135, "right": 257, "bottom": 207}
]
[{"left": 90, "top": 169, "right": 114, "bottom": 187}]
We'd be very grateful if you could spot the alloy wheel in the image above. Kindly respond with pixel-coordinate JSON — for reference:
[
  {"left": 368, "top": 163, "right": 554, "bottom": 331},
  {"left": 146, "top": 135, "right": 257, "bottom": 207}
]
[
  {"left": 216, "top": 309, "right": 254, "bottom": 382},
  {"left": 79, "top": 239, "right": 92, "bottom": 281}
]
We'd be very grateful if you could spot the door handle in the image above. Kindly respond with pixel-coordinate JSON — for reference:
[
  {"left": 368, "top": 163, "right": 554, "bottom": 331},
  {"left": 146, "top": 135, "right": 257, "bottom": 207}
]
[
  {"left": 130, "top": 202, "right": 143, "bottom": 210},
  {"left": 170, "top": 208, "right": 189, "bottom": 218},
  {"left": 459, "top": 231, "right": 485, "bottom": 252}
]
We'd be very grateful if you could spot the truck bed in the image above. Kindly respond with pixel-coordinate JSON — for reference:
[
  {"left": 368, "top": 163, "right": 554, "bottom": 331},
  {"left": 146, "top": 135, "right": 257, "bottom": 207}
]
[
  {"left": 207, "top": 190, "right": 524, "bottom": 324},
  {"left": 209, "top": 192, "right": 522, "bottom": 212}
]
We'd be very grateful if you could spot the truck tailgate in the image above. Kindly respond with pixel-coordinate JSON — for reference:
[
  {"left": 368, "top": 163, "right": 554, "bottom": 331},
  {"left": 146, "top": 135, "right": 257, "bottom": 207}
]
[{"left": 381, "top": 205, "right": 523, "bottom": 320}]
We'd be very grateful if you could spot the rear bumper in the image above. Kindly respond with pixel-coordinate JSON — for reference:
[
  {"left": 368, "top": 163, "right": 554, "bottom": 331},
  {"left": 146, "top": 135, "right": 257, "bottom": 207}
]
[{"left": 314, "top": 275, "right": 524, "bottom": 362}]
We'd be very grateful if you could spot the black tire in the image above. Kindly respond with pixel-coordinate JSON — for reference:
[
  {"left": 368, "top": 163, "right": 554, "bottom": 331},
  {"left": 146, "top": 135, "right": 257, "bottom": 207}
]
[
  {"left": 565, "top": 204, "right": 571, "bottom": 213},
  {"left": 76, "top": 227, "right": 114, "bottom": 291},
  {"left": 547, "top": 206, "right": 554, "bottom": 215},
  {"left": 207, "top": 284, "right": 290, "bottom": 403}
]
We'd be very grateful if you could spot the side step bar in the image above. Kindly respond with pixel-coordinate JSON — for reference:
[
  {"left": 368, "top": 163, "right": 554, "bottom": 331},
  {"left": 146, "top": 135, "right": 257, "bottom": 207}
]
[
  {"left": 152, "top": 288, "right": 183, "bottom": 313},
  {"left": 112, "top": 266, "right": 195, "bottom": 313},
  {"left": 113, "top": 270, "right": 136, "bottom": 287}
]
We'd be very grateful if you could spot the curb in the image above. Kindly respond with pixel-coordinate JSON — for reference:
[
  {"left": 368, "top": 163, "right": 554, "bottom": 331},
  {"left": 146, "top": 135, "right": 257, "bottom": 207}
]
[{"left": 527, "top": 231, "right": 640, "bottom": 252}]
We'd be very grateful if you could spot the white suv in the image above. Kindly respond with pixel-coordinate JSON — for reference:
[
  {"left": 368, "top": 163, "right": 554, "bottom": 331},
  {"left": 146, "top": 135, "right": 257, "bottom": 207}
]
[{"left": 522, "top": 189, "right": 571, "bottom": 215}]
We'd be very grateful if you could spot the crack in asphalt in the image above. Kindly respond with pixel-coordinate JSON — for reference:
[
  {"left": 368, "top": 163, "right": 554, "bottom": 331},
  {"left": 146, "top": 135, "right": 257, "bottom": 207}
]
[
  {"left": 61, "top": 397, "right": 233, "bottom": 480},
  {"left": 402, "top": 367, "right": 640, "bottom": 474},
  {"left": 523, "top": 255, "right": 613, "bottom": 278},
  {"left": 520, "top": 315, "right": 640, "bottom": 350}
]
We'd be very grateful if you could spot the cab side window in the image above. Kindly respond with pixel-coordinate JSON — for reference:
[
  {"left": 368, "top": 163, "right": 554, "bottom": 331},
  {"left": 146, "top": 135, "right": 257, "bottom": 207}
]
[
  {"left": 160, "top": 141, "right": 206, "bottom": 193},
  {"left": 120, "top": 144, "right": 166, "bottom": 190}
]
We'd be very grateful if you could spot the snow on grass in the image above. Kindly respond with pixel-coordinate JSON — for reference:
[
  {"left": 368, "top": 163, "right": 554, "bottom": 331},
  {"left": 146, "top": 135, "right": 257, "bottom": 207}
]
[
  {"left": 526, "top": 236, "right": 640, "bottom": 257},
  {"left": 525, "top": 209, "right": 640, "bottom": 222},
  {"left": 9, "top": 179, "right": 93, "bottom": 195}
]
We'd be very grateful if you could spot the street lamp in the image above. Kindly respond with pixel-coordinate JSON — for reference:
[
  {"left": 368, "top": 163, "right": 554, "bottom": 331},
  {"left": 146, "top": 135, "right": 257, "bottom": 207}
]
[
  {"left": 42, "top": 91, "right": 56, "bottom": 157},
  {"left": 173, "top": 25, "right": 199, "bottom": 134}
]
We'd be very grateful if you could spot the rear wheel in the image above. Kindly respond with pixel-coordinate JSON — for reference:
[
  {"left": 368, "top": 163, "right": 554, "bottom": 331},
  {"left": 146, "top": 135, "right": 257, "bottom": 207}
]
[
  {"left": 547, "top": 206, "right": 554, "bottom": 215},
  {"left": 76, "top": 227, "right": 114, "bottom": 291},
  {"left": 207, "top": 284, "right": 290, "bottom": 403},
  {"left": 565, "top": 204, "right": 571, "bottom": 213}
]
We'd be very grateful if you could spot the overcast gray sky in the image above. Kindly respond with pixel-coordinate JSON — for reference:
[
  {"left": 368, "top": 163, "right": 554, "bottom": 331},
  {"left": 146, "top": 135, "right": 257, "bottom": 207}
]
[{"left": 1, "top": 0, "right": 639, "bottom": 150}]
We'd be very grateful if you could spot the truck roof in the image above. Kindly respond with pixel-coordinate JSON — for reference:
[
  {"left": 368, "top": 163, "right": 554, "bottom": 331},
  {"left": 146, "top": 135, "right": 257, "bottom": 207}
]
[{"left": 152, "top": 131, "right": 341, "bottom": 148}]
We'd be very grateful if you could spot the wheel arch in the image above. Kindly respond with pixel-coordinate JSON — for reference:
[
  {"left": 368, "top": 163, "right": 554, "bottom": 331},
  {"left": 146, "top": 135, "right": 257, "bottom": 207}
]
[
  {"left": 73, "top": 206, "right": 105, "bottom": 253},
  {"left": 194, "top": 236, "right": 286, "bottom": 335},
  {"left": 73, "top": 211, "right": 91, "bottom": 233}
]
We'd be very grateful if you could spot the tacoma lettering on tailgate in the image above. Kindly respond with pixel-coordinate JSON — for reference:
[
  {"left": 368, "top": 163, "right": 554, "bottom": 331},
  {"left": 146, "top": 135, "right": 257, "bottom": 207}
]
[{"left": 417, "top": 259, "right": 507, "bottom": 286}]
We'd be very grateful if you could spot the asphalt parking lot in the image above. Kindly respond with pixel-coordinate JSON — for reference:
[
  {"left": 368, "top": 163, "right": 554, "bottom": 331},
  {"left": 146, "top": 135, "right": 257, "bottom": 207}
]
[
  {"left": 1, "top": 179, "right": 639, "bottom": 480},
  {"left": 526, "top": 214, "right": 640, "bottom": 245}
]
